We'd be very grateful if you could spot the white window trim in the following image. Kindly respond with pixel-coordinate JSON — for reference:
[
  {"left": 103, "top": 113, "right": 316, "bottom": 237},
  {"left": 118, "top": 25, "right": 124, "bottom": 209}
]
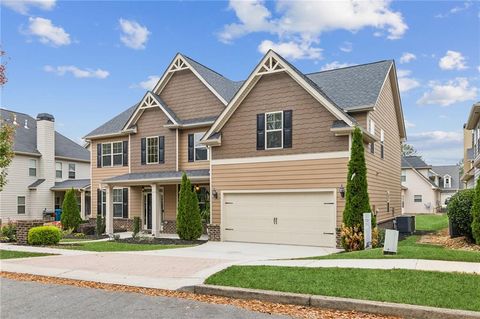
[
  {"left": 443, "top": 175, "right": 451, "bottom": 188},
  {"left": 29, "top": 159, "right": 37, "bottom": 177},
  {"left": 101, "top": 141, "right": 123, "bottom": 167},
  {"left": 68, "top": 163, "right": 76, "bottom": 179},
  {"left": 112, "top": 141, "right": 123, "bottom": 166},
  {"left": 113, "top": 188, "right": 124, "bottom": 218},
  {"left": 265, "top": 111, "right": 283, "bottom": 150},
  {"left": 17, "top": 196, "right": 26, "bottom": 214},
  {"left": 194, "top": 132, "right": 209, "bottom": 162},
  {"left": 55, "top": 161, "right": 62, "bottom": 179},
  {"left": 146, "top": 136, "right": 159, "bottom": 165},
  {"left": 414, "top": 195, "right": 422, "bottom": 203},
  {"left": 368, "top": 117, "right": 375, "bottom": 136}
]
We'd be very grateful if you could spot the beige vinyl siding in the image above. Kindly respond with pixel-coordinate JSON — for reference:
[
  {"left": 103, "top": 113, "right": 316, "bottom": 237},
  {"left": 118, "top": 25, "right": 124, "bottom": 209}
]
[
  {"left": 213, "top": 73, "right": 348, "bottom": 160},
  {"left": 130, "top": 107, "right": 176, "bottom": 172},
  {"left": 129, "top": 186, "right": 142, "bottom": 219},
  {"left": 364, "top": 72, "right": 402, "bottom": 223},
  {"left": 158, "top": 69, "right": 225, "bottom": 121},
  {"left": 178, "top": 128, "right": 210, "bottom": 171},
  {"left": 163, "top": 184, "right": 177, "bottom": 221},
  {"left": 211, "top": 157, "right": 348, "bottom": 226},
  {"left": 352, "top": 111, "right": 368, "bottom": 128}
]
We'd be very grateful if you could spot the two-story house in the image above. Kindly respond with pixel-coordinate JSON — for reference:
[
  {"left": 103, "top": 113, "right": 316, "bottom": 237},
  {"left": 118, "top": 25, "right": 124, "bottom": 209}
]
[
  {"left": 0, "top": 109, "right": 91, "bottom": 222},
  {"left": 462, "top": 102, "right": 480, "bottom": 188},
  {"left": 85, "top": 50, "right": 406, "bottom": 248}
]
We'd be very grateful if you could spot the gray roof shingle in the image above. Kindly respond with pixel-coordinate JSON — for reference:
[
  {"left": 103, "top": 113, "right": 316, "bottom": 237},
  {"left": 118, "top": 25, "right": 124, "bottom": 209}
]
[
  {"left": 432, "top": 165, "right": 461, "bottom": 190},
  {"left": 1, "top": 108, "right": 89, "bottom": 161},
  {"left": 28, "top": 179, "right": 45, "bottom": 189},
  {"left": 84, "top": 104, "right": 137, "bottom": 138},
  {"left": 104, "top": 169, "right": 209, "bottom": 183},
  {"left": 402, "top": 156, "right": 431, "bottom": 169},
  {"left": 51, "top": 179, "right": 90, "bottom": 190}
]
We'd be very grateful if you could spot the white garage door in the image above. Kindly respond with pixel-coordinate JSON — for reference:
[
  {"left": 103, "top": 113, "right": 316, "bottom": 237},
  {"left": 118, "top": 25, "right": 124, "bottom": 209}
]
[{"left": 222, "top": 191, "right": 336, "bottom": 247}]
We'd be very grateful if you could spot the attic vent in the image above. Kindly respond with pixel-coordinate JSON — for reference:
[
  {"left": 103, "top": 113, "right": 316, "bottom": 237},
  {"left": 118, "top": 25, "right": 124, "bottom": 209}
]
[{"left": 258, "top": 56, "right": 285, "bottom": 75}]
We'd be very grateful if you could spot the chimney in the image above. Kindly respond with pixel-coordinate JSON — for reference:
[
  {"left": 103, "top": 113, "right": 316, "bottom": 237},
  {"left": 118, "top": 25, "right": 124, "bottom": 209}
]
[{"left": 36, "top": 113, "right": 55, "bottom": 182}]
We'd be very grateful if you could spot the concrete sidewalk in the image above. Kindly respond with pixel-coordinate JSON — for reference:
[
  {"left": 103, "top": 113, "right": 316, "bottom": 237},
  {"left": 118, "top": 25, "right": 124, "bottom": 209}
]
[{"left": 240, "top": 258, "right": 480, "bottom": 274}]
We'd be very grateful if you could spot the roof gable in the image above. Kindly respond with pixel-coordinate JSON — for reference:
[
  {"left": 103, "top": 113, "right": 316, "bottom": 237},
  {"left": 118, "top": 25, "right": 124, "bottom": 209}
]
[{"left": 402, "top": 156, "right": 430, "bottom": 169}]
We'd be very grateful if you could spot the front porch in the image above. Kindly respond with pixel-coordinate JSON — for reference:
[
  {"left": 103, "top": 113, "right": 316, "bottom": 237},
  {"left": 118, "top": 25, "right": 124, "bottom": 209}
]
[
  {"left": 50, "top": 179, "right": 91, "bottom": 221},
  {"left": 100, "top": 169, "right": 210, "bottom": 237}
]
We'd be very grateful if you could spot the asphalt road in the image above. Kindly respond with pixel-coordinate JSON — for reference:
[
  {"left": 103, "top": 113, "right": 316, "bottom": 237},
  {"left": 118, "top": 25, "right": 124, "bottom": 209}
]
[{"left": 0, "top": 278, "right": 288, "bottom": 319}]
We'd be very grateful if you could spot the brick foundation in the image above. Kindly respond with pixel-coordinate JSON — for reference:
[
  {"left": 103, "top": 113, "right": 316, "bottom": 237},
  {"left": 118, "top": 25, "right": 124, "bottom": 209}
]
[
  {"left": 378, "top": 218, "right": 395, "bottom": 230},
  {"left": 88, "top": 218, "right": 134, "bottom": 232},
  {"left": 207, "top": 224, "right": 220, "bottom": 241},
  {"left": 16, "top": 220, "right": 44, "bottom": 245}
]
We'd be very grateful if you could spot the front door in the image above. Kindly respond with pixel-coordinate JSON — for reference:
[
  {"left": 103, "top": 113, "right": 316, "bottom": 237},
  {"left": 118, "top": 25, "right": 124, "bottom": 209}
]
[{"left": 144, "top": 192, "right": 152, "bottom": 230}]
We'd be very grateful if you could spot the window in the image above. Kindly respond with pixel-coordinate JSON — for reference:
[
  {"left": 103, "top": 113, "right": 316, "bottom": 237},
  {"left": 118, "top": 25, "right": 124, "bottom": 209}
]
[
  {"left": 401, "top": 171, "right": 406, "bottom": 182},
  {"left": 29, "top": 159, "right": 36, "bottom": 177},
  {"left": 68, "top": 163, "right": 76, "bottom": 179},
  {"left": 101, "top": 189, "right": 106, "bottom": 217},
  {"left": 17, "top": 196, "right": 26, "bottom": 214},
  {"left": 265, "top": 111, "right": 283, "bottom": 149},
  {"left": 113, "top": 189, "right": 123, "bottom": 218},
  {"left": 370, "top": 142, "right": 375, "bottom": 154},
  {"left": 386, "top": 191, "right": 390, "bottom": 212},
  {"left": 112, "top": 142, "right": 123, "bottom": 166},
  {"left": 194, "top": 132, "right": 208, "bottom": 161},
  {"left": 444, "top": 175, "right": 451, "bottom": 188},
  {"left": 368, "top": 118, "right": 375, "bottom": 135},
  {"left": 146, "top": 137, "right": 159, "bottom": 164},
  {"left": 195, "top": 186, "right": 210, "bottom": 212},
  {"left": 380, "top": 129, "right": 385, "bottom": 159},
  {"left": 414, "top": 195, "right": 422, "bottom": 203},
  {"left": 102, "top": 143, "right": 112, "bottom": 167},
  {"left": 56, "top": 162, "right": 62, "bottom": 178}
]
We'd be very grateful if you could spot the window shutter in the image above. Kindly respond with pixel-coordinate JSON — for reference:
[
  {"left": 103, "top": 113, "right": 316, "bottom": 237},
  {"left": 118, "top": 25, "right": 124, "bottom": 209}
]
[
  {"left": 97, "top": 144, "right": 102, "bottom": 168},
  {"left": 256, "top": 113, "right": 265, "bottom": 150},
  {"left": 122, "top": 188, "right": 128, "bottom": 218},
  {"left": 283, "top": 110, "right": 292, "bottom": 148},
  {"left": 123, "top": 141, "right": 128, "bottom": 166},
  {"left": 97, "top": 188, "right": 102, "bottom": 216},
  {"left": 159, "top": 136, "right": 165, "bottom": 164},
  {"left": 141, "top": 138, "right": 146, "bottom": 165},
  {"left": 188, "top": 134, "right": 194, "bottom": 162}
]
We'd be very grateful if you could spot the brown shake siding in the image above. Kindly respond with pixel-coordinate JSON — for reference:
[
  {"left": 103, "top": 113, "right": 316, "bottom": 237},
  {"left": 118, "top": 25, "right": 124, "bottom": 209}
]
[
  {"left": 365, "top": 72, "right": 402, "bottom": 223},
  {"left": 130, "top": 108, "right": 176, "bottom": 172},
  {"left": 210, "top": 157, "right": 348, "bottom": 226},
  {"left": 178, "top": 128, "right": 210, "bottom": 171},
  {"left": 158, "top": 69, "right": 225, "bottom": 121},
  {"left": 213, "top": 73, "right": 348, "bottom": 160},
  {"left": 90, "top": 136, "right": 129, "bottom": 218}
]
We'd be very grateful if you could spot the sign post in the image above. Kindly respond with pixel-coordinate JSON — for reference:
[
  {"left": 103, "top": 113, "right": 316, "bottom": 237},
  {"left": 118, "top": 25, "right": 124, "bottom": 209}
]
[{"left": 363, "top": 212, "right": 372, "bottom": 250}]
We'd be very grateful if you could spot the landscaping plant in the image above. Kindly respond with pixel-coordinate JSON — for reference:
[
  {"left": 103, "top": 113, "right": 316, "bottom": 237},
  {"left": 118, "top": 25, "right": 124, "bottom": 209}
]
[
  {"left": 447, "top": 189, "right": 475, "bottom": 240},
  {"left": 176, "top": 172, "right": 203, "bottom": 240},
  {"left": 96, "top": 213, "right": 105, "bottom": 236},
  {"left": 471, "top": 179, "right": 480, "bottom": 244},
  {"left": 1, "top": 222, "right": 16, "bottom": 242},
  {"left": 61, "top": 188, "right": 82, "bottom": 231},
  {"left": 28, "top": 226, "right": 61, "bottom": 245},
  {"left": 133, "top": 216, "right": 141, "bottom": 239}
]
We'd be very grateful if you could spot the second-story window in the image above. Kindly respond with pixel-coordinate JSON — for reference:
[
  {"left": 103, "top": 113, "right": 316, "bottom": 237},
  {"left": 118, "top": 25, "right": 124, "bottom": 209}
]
[
  {"left": 147, "top": 137, "right": 159, "bottom": 164},
  {"left": 401, "top": 171, "right": 406, "bottom": 182},
  {"left": 112, "top": 142, "right": 123, "bottom": 166},
  {"left": 102, "top": 143, "right": 112, "bottom": 167},
  {"left": 56, "top": 162, "right": 62, "bottom": 178},
  {"left": 380, "top": 129, "right": 385, "bottom": 159},
  {"left": 444, "top": 175, "right": 451, "bottom": 188},
  {"left": 68, "top": 163, "right": 76, "bottom": 179},
  {"left": 194, "top": 132, "right": 208, "bottom": 161},
  {"left": 265, "top": 111, "right": 283, "bottom": 149},
  {"left": 29, "top": 159, "right": 37, "bottom": 177}
]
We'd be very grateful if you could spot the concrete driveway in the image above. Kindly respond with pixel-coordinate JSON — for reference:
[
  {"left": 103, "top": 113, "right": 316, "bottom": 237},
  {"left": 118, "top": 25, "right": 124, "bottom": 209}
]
[{"left": 0, "top": 242, "right": 337, "bottom": 290}]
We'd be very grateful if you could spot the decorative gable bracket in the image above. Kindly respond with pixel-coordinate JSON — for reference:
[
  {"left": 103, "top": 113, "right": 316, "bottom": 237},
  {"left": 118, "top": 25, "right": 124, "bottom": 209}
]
[
  {"left": 168, "top": 56, "right": 189, "bottom": 73},
  {"left": 258, "top": 56, "right": 285, "bottom": 75}
]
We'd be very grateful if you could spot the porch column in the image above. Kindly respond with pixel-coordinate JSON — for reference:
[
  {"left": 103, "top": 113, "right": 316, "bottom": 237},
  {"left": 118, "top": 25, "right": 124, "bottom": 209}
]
[
  {"left": 151, "top": 183, "right": 160, "bottom": 237},
  {"left": 105, "top": 185, "right": 114, "bottom": 235},
  {"left": 80, "top": 190, "right": 86, "bottom": 220}
]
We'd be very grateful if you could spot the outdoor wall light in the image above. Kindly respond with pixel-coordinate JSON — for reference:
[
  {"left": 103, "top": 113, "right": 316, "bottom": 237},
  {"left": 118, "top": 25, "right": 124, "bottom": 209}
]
[
  {"left": 194, "top": 185, "right": 200, "bottom": 192},
  {"left": 339, "top": 185, "right": 345, "bottom": 199},
  {"left": 212, "top": 189, "right": 218, "bottom": 199}
]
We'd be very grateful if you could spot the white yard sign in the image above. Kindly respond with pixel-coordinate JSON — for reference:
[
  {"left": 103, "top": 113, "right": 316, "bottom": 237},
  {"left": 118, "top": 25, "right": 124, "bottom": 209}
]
[
  {"left": 363, "top": 212, "right": 372, "bottom": 250},
  {"left": 383, "top": 229, "right": 399, "bottom": 255}
]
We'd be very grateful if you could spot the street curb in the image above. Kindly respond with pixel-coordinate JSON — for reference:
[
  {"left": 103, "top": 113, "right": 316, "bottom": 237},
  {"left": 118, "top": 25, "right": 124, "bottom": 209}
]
[{"left": 193, "top": 285, "right": 480, "bottom": 319}]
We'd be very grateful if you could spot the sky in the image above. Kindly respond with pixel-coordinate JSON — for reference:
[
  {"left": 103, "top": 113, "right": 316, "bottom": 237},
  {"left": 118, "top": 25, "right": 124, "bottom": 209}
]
[{"left": 1, "top": 0, "right": 479, "bottom": 165}]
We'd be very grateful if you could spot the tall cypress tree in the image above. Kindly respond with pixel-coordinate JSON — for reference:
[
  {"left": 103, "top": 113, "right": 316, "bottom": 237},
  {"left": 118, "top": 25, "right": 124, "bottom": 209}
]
[
  {"left": 343, "top": 126, "right": 372, "bottom": 229},
  {"left": 61, "top": 188, "right": 82, "bottom": 230},
  {"left": 471, "top": 179, "right": 480, "bottom": 244},
  {"left": 176, "top": 172, "right": 203, "bottom": 240}
]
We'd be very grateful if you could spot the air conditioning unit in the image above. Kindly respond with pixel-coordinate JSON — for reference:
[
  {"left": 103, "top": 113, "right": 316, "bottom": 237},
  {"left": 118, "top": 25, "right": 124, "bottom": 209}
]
[{"left": 396, "top": 215, "right": 415, "bottom": 234}]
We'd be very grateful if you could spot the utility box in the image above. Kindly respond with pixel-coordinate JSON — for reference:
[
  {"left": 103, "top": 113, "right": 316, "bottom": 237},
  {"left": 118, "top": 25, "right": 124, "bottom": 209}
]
[
  {"left": 396, "top": 215, "right": 415, "bottom": 234},
  {"left": 383, "top": 229, "right": 399, "bottom": 255}
]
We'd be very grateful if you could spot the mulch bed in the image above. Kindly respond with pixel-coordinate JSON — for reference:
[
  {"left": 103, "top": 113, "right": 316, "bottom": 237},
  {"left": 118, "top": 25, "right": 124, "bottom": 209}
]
[
  {"left": 418, "top": 229, "right": 480, "bottom": 251},
  {"left": 118, "top": 237, "right": 207, "bottom": 245},
  {"left": 0, "top": 272, "right": 398, "bottom": 319}
]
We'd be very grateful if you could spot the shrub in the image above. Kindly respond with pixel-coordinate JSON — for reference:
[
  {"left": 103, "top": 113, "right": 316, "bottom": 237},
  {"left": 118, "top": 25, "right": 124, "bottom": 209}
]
[
  {"left": 471, "top": 179, "right": 480, "bottom": 244},
  {"left": 61, "top": 227, "right": 74, "bottom": 238},
  {"left": 133, "top": 217, "right": 141, "bottom": 239},
  {"left": 1, "top": 222, "right": 16, "bottom": 242},
  {"left": 343, "top": 127, "right": 373, "bottom": 230},
  {"left": 74, "top": 232, "right": 86, "bottom": 239},
  {"left": 28, "top": 226, "right": 61, "bottom": 245},
  {"left": 96, "top": 214, "right": 105, "bottom": 236},
  {"left": 176, "top": 172, "right": 203, "bottom": 240},
  {"left": 77, "top": 223, "right": 95, "bottom": 235},
  {"left": 340, "top": 224, "right": 364, "bottom": 251},
  {"left": 200, "top": 202, "right": 210, "bottom": 224},
  {"left": 61, "top": 189, "right": 82, "bottom": 230},
  {"left": 447, "top": 189, "right": 475, "bottom": 240}
]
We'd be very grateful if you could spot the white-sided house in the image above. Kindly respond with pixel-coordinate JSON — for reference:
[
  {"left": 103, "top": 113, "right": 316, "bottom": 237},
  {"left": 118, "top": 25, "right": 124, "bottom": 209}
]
[
  {"left": 401, "top": 156, "right": 440, "bottom": 214},
  {"left": 0, "top": 109, "right": 91, "bottom": 222},
  {"left": 431, "top": 165, "right": 462, "bottom": 207}
]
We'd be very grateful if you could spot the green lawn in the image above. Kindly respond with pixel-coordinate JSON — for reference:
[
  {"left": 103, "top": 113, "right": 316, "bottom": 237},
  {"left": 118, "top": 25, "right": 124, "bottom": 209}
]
[
  {"left": 60, "top": 238, "right": 95, "bottom": 243},
  {"left": 0, "top": 250, "right": 53, "bottom": 259},
  {"left": 415, "top": 214, "right": 448, "bottom": 232},
  {"left": 56, "top": 241, "right": 192, "bottom": 252},
  {"left": 206, "top": 266, "right": 480, "bottom": 312}
]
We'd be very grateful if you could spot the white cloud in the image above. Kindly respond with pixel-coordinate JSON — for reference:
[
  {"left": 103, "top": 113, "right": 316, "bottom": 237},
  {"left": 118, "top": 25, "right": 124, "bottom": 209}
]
[
  {"left": 399, "top": 52, "right": 416, "bottom": 64},
  {"left": 417, "top": 77, "right": 478, "bottom": 106},
  {"left": 130, "top": 75, "right": 160, "bottom": 90},
  {"left": 2, "top": 0, "right": 55, "bottom": 15},
  {"left": 408, "top": 130, "right": 463, "bottom": 164},
  {"left": 44, "top": 65, "right": 109, "bottom": 79},
  {"left": 405, "top": 120, "right": 415, "bottom": 128},
  {"left": 439, "top": 50, "right": 468, "bottom": 70},
  {"left": 219, "top": 0, "right": 407, "bottom": 60},
  {"left": 26, "top": 17, "right": 70, "bottom": 46},
  {"left": 258, "top": 40, "right": 322, "bottom": 60},
  {"left": 435, "top": 2, "right": 472, "bottom": 18},
  {"left": 396, "top": 69, "right": 420, "bottom": 92},
  {"left": 119, "top": 18, "right": 150, "bottom": 50},
  {"left": 340, "top": 41, "right": 352, "bottom": 53},
  {"left": 320, "top": 61, "right": 354, "bottom": 71}
]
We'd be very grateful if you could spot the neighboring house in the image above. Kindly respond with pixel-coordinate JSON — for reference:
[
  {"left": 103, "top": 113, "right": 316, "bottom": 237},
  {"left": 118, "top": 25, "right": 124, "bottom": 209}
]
[
  {"left": 462, "top": 102, "right": 480, "bottom": 188},
  {"left": 0, "top": 109, "right": 91, "bottom": 222},
  {"left": 84, "top": 50, "right": 406, "bottom": 248},
  {"left": 401, "top": 156, "right": 460, "bottom": 214}
]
